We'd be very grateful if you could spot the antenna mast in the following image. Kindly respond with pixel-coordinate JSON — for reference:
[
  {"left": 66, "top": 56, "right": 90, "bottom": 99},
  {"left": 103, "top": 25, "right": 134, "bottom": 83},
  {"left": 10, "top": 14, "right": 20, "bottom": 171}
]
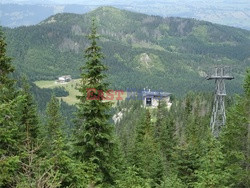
[{"left": 207, "top": 66, "right": 234, "bottom": 137}]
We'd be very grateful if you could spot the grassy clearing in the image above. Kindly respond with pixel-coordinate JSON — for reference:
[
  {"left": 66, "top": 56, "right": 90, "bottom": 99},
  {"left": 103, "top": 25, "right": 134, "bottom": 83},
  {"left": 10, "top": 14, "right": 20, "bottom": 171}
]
[
  {"left": 34, "top": 79, "right": 127, "bottom": 106},
  {"left": 35, "top": 79, "right": 81, "bottom": 105},
  {"left": 58, "top": 80, "right": 81, "bottom": 105}
]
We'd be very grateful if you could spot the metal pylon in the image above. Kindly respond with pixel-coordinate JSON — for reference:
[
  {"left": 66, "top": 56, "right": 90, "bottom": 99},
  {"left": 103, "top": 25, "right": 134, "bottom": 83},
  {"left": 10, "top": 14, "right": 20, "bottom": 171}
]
[{"left": 207, "top": 66, "right": 234, "bottom": 137}]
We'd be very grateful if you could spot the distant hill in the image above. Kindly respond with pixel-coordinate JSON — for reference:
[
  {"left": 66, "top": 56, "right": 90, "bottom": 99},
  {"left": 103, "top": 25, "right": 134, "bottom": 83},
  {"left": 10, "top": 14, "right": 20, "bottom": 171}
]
[
  {"left": 1, "top": 1, "right": 250, "bottom": 30},
  {"left": 3, "top": 6, "right": 250, "bottom": 95}
]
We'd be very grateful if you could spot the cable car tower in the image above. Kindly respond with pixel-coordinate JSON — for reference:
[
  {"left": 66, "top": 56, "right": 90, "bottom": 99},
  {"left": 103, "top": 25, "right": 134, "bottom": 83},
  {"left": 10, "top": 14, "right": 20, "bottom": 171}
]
[{"left": 207, "top": 66, "right": 234, "bottom": 137}]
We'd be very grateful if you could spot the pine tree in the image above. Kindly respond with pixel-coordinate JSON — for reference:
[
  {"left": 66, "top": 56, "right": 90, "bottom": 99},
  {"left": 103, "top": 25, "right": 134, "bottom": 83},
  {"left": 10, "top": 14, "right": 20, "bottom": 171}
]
[
  {"left": 45, "top": 95, "right": 87, "bottom": 187},
  {"left": 132, "top": 110, "right": 164, "bottom": 186},
  {"left": 0, "top": 95, "right": 23, "bottom": 187},
  {"left": 244, "top": 69, "right": 250, "bottom": 98},
  {"left": 0, "top": 28, "right": 15, "bottom": 93},
  {"left": 74, "top": 20, "right": 118, "bottom": 186},
  {"left": 46, "top": 95, "right": 64, "bottom": 148},
  {"left": 0, "top": 27, "right": 16, "bottom": 106},
  {"left": 194, "top": 137, "right": 230, "bottom": 188},
  {"left": 155, "top": 101, "right": 177, "bottom": 174},
  {"left": 16, "top": 95, "right": 84, "bottom": 188},
  {"left": 245, "top": 69, "right": 250, "bottom": 187},
  {"left": 155, "top": 100, "right": 168, "bottom": 139},
  {"left": 16, "top": 78, "right": 41, "bottom": 187},
  {"left": 0, "top": 27, "right": 22, "bottom": 187},
  {"left": 19, "top": 77, "right": 40, "bottom": 144},
  {"left": 171, "top": 142, "right": 199, "bottom": 186},
  {"left": 220, "top": 69, "right": 250, "bottom": 187},
  {"left": 171, "top": 94, "right": 210, "bottom": 186}
]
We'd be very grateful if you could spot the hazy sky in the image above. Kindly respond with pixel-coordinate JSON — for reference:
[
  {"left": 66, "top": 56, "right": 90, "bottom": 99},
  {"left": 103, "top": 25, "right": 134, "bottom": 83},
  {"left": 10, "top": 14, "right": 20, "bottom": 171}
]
[{"left": 2, "top": 0, "right": 249, "bottom": 5}]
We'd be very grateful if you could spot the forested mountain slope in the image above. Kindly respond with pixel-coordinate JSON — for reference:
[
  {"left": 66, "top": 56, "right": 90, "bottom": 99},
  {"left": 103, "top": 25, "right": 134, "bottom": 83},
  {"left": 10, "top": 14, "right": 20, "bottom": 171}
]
[
  {"left": 1, "top": 7, "right": 250, "bottom": 187},
  {"left": 3, "top": 6, "right": 250, "bottom": 95}
]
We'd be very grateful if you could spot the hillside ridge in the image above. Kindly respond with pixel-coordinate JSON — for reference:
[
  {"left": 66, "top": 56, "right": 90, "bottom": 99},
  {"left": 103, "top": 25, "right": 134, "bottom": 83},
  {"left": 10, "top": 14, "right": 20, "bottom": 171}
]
[
  {"left": 4, "top": 6, "right": 250, "bottom": 96},
  {"left": 39, "top": 6, "right": 250, "bottom": 33}
]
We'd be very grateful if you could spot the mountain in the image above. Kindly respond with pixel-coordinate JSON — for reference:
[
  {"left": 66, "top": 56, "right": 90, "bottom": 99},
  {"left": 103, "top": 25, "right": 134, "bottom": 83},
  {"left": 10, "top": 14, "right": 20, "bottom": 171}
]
[
  {"left": 1, "top": 1, "right": 250, "bottom": 30},
  {"left": 3, "top": 6, "right": 250, "bottom": 96}
]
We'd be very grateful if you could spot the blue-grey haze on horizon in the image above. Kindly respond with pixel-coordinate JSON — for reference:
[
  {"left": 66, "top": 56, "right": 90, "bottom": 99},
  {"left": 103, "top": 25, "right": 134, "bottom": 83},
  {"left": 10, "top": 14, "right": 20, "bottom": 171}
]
[{"left": 1, "top": 0, "right": 250, "bottom": 30}]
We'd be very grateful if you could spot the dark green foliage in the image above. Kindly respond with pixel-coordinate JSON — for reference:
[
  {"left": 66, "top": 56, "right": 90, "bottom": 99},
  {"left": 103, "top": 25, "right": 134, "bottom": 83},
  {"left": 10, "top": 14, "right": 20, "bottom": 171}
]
[
  {"left": 0, "top": 27, "right": 15, "bottom": 91},
  {"left": 73, "top": 21, "right": 119, "bottom": 186},
  {"left": 19, "top": 77, "right": 40, "bottom": 143},
  {"left": 44, "top": 95, "right": 87, "bottom": 187},
  {"left": 15, "top": 78, "right": 42, "bottom": 187},
  {"left": 0, "top": 27, "right": 22, "bottom": 187},
  {"left": 52, "top": 87, "right": 69, "bottom": 97},
  {"left": 130, "top": 110, "right": 164, "bottom": 186},
  {"left": 114, "top": 90, "right": 247, "bottom": 187},
  {"left": 194, "top": 137, "right": 230, "bottom": 188},
  {"left": 115, "top": 99, "right": 145, "bottom": 158},
  {"left": 155, "top": 101, "right": 176, "bottom": 166},
  {"left": 219, "top": 69, "right": 250, "bottom": 187},
  {"left": 45, "top": 95, "right": 64, "bottom": 145},
  {"left": 244, "top": 69, "right": 250, "bottom": 98},
  {"left": 0, "top": 96, "right": 23, "bottom": 187},
  {"left": 115, "top": 166, "right": 151, "bottom": 188}
]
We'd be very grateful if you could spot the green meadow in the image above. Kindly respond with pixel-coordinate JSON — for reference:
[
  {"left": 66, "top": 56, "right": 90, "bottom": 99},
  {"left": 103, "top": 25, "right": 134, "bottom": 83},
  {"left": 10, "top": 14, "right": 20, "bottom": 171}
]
[{"left": 34, "top": 79, "right": 127, "bottom": 105}]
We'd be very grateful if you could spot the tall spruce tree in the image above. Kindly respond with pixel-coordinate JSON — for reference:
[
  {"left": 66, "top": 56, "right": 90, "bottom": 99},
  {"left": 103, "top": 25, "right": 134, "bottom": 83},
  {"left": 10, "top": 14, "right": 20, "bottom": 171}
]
[
  {"left": 0, "top": 95, "right": 23, "bottom": 187},
  {"left": 194, "top": 137, "right": 230, "bottom": 188},
  {"left": 46, "top": 95, "right": 64, "bottom": 148},
  {"left": 0, "top": 27, "right": 15, "bottom": 94},
  {"left": 19, "top": 77, "right": 40, "bottom": 144},
  {"left": 16, "top": 78, "right": 41, "bottom": 187},
  {"left": 220, "top": 69, "right": 250, "bottom": 187},
  {"left": 155, "top": 101, "right": 177, "bottom": 174},
  {"left": 132, "top": 110, "right": 164, "bottom": 186},
  {"left": 45, "top": 95, "right": 87, "bottom": 187},
  {"left": 245, "top": 69, "right": 250, "bottom": 187},
  {"left": 0, "top": 27, "right": 23, "bottom": 187},
  {"left": 74, "top": 20, "right": 118, "bottom": 186},
  {"left": 170, "top": 93, "right": 211, "bottom": 186}
]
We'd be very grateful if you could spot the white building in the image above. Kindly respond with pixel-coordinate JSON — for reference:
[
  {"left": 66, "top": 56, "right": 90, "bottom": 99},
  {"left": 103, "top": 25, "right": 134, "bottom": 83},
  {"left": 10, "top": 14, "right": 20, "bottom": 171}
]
[
  {"left": 142, "top": 90, "right": 172, "bottom": 108},
  {"left": 57, "top": 75, "right": 72, "bottom": 83}
]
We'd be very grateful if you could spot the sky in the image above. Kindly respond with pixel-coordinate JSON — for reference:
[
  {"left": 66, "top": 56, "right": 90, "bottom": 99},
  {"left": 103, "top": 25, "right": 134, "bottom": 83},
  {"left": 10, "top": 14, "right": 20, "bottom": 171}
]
[
  {"left": 0, "top": 0, "right": 242, "bottom": 5},
  {"left": 1, "top": 0, "right": 250, "bottom": 6}
]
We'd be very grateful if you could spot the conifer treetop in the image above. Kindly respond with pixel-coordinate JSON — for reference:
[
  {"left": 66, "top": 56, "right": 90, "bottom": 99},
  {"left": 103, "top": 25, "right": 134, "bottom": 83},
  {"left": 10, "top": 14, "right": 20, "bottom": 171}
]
[{"left": 0, "top": 28, "right": 14, "bottom": 84}]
